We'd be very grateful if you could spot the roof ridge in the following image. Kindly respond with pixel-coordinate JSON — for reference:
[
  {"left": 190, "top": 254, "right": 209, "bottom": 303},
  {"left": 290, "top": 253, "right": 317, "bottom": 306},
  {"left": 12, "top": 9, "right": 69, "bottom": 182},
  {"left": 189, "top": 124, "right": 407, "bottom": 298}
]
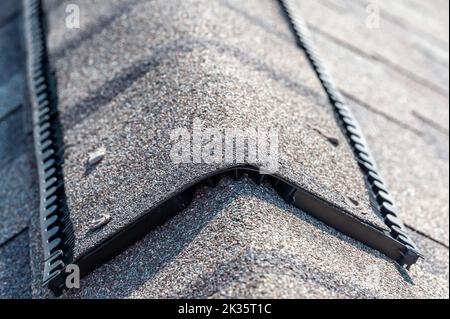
[
  {"left": 278, "top": 0, "right": 421, "bottom": 265},
  {"left": 25, "top": 0, "right": 422, "bottom": 296}
]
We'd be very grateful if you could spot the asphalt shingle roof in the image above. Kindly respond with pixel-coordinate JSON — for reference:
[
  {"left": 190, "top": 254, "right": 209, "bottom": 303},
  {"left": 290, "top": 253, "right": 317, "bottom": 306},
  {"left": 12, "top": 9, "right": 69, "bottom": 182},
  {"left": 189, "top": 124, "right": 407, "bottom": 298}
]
[
  {"left": 295, "top": 0, "right": 449, "bottom": 245},
  {"left": 65, "top": 177, "right": 448, "bottom": 299},
  {"left": 0, "top": 230, "right": 32, "bottom": 299},
  {"left": 0, "top": 0, "right": 448, "bottom": 299},
  {"left": 0, "top": 153, "right": 38, "bottom": 245},
  {"left": 0, "top": 2, "right": 38, "bottom": 299},
  {"left": 298, "top": 0, "right": 449, "bottom": 95},
  {"left": 0, "top": 13, "right": 26, "bottom": 122},
  {"left": 43, "top": 0, "right": 385, "bottom": 260}
]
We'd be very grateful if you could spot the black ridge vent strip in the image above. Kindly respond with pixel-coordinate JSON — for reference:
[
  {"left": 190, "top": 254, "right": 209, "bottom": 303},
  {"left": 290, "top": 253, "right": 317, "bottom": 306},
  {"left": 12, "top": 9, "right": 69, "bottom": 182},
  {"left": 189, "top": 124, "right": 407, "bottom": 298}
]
[
  {"left": 24, "top": 0, "right": 74, "bottom": 294},
  {"left": 278, "top": 0, "right": 421, "bottom": 265},
  {"left": 74, "top": 166, "right": 419, "bottom": 287}
]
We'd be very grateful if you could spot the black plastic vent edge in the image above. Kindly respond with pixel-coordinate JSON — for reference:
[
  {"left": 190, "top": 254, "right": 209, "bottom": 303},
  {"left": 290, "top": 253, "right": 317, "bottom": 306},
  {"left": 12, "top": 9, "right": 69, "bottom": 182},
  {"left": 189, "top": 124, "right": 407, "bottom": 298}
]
[
  {"left": 74, "top": 166, "right": 415, "bottom": 293},
  {"left": 24, "top": 0, "right": 74, "bottom": 293},
  {"left": 278, "top": 0, "right": 422, "bottom": 264}
]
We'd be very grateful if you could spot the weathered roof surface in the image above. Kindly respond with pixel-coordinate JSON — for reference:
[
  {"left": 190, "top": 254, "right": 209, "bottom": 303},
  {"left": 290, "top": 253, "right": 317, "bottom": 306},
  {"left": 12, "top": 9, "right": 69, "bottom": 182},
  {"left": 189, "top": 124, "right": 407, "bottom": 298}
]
[
  {"left": 298, "top": 0, "right": 449, "bottom": 95},
  {"left": 293, "top": 0, "right": 449, "bottom": 245},
  {"left": 351, "top": 101, "right": 449, "bottom": 246},
  {"left": 0, "top": 18, "right": 25, "bottom": 121},
  {"left": 0, "top": 3, "right": 35, "bottom": 248},
  {"left": 0, "top": 0, "right": 20, "bottom": 29},
  {"left": 0, "top": 1, "right": 37, "bottom": 299},
  {"left": 0, "top": 230, "right": 32, "bottom": 299},
  {"left": 0, "top": 153, "right": 38, "bottom": 245},
  {"left": 43, "top": 0, "right": 383, "bottom": 260},
  {"left": 366, "top": 0, "right": 449, "bottom": 46},
  {"left": 65, "top": 178, "right": 448, "bottom": 299},
  {"left": 0, "top": 0, "right": 448, "bottom": 299}
]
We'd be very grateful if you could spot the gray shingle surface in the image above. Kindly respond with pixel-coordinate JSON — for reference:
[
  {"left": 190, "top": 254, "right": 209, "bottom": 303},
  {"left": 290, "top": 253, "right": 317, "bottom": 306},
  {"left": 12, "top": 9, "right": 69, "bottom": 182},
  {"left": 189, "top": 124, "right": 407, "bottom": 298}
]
[
  {"left": 0, "top": 0, "right": 19, "bottom": 27},
  {"left": 65, "top": 178, "right": 449, "bottom": 299},
  {"left": 351, "top": 101, "right": 449, "bottom": 245},
  {"left": 43, "top": 0, "right": 384, "bottom": 260},
  {"left": 0, "top": 230, "right": 32, "bottom": 299},
  {"left": 360, "top": 0, "right": 449, "bottom": 46},
  {"left": 288, "top": 0, "right": 449, "bottom": 245},
  {"left": 0, "top": 12, "right": 26, "bottom": 122},
  {"left": 13, "top": 0, "right": 446, "bottom": 299},
  {"left": 0, "top": 0, "right": 36, "bottom": 246},
  {"left": 0, "top": 151, "right": 39, "bottom": 245},
  {"left": 298, "top": 0, "right": 449, "bottom": 94},
  {"left": 310, "top": 31, "right": 449, "bottom": 133},
  {"left": 409, "top": 230, "right": 449, "bottom": 282},
  {"left": 215, "top": 0, "right": 449, "bottom": 134},
  {"left": 0, "top": 108, "right": 26, "bottom": 167},
  {"left": 0, "top": 0, "right": 39, "bottom": 298}
]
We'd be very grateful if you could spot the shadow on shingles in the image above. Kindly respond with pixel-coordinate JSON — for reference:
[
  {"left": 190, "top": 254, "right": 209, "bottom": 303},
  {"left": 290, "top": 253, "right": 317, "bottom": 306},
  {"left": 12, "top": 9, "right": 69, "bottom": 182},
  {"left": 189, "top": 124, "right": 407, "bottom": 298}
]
[
  {"left": 49, "top": 0, "right": 295, "bottom": 64},
  {"left": 64, "top": 177, "right": 413, "bottom": 299},
  {"left": 44, "top": 1, "right": 326, "bottom": 130},
  {"left": 83, "top": 163, "right": 97, "bottom": 177},
  {"left": 59, "top": 37, "right": 325, "bottom": 130},
  {"left": 396, "top": 264, "right": 415, "bottom": 285}
]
